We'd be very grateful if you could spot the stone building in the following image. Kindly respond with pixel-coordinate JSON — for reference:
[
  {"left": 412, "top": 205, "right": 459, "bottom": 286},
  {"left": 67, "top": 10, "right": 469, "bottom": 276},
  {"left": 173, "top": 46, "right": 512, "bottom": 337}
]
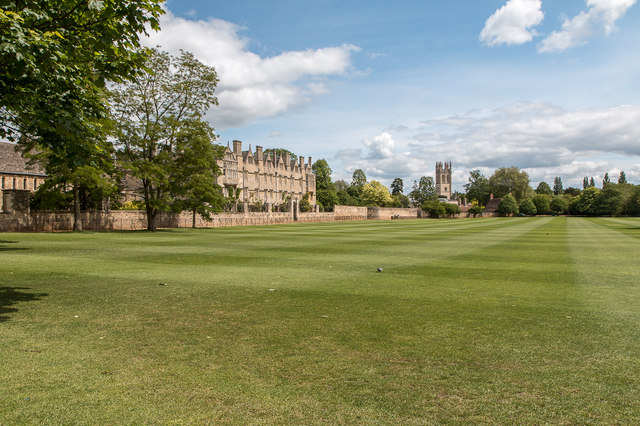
[
  {"left": 218, "top": 140, "right": 316, "bottom": 210},
  {"left": 435, "top": 161, "right": 452, "bottom": 200},
  {"left": 0, "top": 141, "right": 47, "bottom": 211}
]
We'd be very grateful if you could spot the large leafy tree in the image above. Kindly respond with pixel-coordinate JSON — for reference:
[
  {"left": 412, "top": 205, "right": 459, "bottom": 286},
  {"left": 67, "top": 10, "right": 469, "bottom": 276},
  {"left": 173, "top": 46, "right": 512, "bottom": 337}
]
[
  {"left": 409, "top": 176, "right": 436, "bottom": 206},
  {"left": 348, "top": 169, "right": 367, "bottom": 203},
  {"left": 535, "top": 181, "right": 553, "bottom": 196},
  {"left": 312, "top": 159, "right": 337, "bottom": 211},
  {"left": 171, "top": 120, "right": 226, "bottom": 228},
  {"left": 110, "top": 49, "right": 221, "bottom": 231},
  {"left": 464, "top": 169, "right": 491, "bottom": 206},
  {"left": 1, "top": 0, "right": 163, "bottom": 141},
  {"left": 390, "top": 178, "right": 404, "bottom": 195},
  {"left": 489, "top": 167, "right": 531, "bottom": 201},
  {"left": 497, "top": 194, "right": 519, "bottom": 216},
  {"left": 362, "top": 181, "right": 392, "bottom": 207}
]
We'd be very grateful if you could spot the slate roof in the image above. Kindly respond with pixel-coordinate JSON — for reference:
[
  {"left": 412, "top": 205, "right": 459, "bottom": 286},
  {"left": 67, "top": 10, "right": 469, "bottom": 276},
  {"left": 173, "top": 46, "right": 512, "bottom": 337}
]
[{"left": 0, "top": 141, "right": 46, "bottom": 176}]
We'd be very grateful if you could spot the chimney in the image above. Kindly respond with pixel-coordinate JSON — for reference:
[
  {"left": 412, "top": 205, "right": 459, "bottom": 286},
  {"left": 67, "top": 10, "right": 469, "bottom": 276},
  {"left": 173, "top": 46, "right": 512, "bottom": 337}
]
[
  {"left": 283, "top": 152, "right": 290, "bottom": 168},
  {"left": 233, "top": 140, "right": 242, "bottom": 155},
  {"left": 255, "top": 146, "right": 263, "bottom": 161},
  {"left": 308, "top": 157, "right": 312, "bottom": 167},
  {"left": 299, "top": 156, "right": 305, "bottom": 168},
  {"left": 490, "top": 193, "right": 494, "bottom": 200}
]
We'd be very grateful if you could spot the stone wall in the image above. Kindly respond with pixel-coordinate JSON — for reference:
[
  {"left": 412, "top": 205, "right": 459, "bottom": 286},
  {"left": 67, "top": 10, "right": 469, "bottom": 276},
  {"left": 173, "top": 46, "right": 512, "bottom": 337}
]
[
  {"left": 0, "top": 205, "right": 439, "bottom": 233},
  {"left": 333, "top": 205, "right": 368, "bottom": 221},
  {"left": 366, "top": 207, "right": 421, "bottom": 220}
]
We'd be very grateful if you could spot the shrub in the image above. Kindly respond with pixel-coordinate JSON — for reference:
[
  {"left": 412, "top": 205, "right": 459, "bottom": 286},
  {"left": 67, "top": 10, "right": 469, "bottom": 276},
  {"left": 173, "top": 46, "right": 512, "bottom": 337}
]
[
  {"left": 422, "top": 200, "right": 446, "bottom": 218},
  {"left": 519, "top": 198, "right": 537, "bottom": 216},
  {"left": 443, "top": 203, "right": 461, "bottom": 217},
  {"left": 497, "top": 194, "right": 519, "bottom": 216},
  {"left": 469, "top": 205, "right": 484, "bottom": 217}
]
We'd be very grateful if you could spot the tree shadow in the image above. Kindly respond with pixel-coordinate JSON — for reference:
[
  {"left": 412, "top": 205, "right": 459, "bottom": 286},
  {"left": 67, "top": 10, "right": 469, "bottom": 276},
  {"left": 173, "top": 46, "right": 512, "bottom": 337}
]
[
  {"left": 0, "top": 240, "right": 28, "bottom": 252},
  {"left": 0, "top": 287, "right": 48, "bottom": 322}
]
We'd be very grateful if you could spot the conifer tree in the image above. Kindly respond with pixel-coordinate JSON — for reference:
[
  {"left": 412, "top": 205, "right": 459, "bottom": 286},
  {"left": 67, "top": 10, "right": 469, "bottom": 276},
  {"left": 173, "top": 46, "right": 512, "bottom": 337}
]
[{"left": 619, "top": 171, "right": 628, "bottom": 184}]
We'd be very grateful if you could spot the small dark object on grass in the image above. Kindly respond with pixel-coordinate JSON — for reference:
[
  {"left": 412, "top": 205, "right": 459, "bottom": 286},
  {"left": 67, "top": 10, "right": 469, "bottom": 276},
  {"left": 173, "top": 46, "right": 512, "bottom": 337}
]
[
  {"left": 159, "top": 283, "right": 167, "bottom": 286},
  {"left": 377, "top": 267, "right": 383, "bottom": 273}
]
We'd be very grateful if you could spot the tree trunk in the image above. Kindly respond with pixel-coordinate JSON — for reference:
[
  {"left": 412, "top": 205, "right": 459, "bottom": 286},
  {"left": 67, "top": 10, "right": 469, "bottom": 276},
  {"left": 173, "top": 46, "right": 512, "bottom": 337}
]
[
  {"left": 146, "top": 205, "right": 157, "bottom": 231},
  {"left": 192, "top": 209, "right": 197, "bottom": 228},
  {"left": 73, "top": 184, "right": 82, "bottom": 232}
]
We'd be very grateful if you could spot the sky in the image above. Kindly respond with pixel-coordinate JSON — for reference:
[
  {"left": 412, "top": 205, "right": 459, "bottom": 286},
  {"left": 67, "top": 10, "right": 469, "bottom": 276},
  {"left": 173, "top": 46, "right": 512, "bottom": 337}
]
[{"left": 144, "top": 0, "right": 640, "bottom": 192}]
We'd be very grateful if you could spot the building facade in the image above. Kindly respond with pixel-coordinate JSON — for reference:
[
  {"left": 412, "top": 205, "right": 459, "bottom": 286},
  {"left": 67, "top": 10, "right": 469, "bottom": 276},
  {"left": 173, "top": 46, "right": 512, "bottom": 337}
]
[
  {"left": 217, "top": 140, "right": 316, "bottom": 209},
  {"left": 0, "top": 142, "right": 47, "bottom": 211},
  {"left": 435, "top": 161, "right": 452, "bottom": 200}
]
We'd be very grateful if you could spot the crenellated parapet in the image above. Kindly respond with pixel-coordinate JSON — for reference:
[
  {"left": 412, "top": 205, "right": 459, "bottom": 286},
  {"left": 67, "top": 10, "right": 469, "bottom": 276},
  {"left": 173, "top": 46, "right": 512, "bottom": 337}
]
[{"left": 217, "top": 140, "right": 316, "bottom": 208}]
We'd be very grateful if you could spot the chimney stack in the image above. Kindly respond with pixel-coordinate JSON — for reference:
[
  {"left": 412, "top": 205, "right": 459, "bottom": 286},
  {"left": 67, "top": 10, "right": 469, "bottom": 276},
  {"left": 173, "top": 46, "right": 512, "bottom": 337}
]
[{"left": 233, "top": 140, "right": 242, "bottom": 155}]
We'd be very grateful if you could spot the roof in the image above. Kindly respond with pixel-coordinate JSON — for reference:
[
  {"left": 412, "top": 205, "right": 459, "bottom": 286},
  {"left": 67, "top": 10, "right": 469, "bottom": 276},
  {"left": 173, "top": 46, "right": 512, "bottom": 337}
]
[{"left": 0, "top": 142, "right": 46, "bottom": 176}]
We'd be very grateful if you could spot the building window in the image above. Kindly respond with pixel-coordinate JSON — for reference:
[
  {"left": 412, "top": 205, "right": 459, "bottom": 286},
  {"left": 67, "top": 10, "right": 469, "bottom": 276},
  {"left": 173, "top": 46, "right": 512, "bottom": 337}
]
[
  {"left": 13, "top": 177, "right": 16, "bottom": 189},
  {"left": 1, "top": 177, "right": 4, "bottom": 189},
  {"left": 23, "top": 178, "right": 27, "bottom": 189},
  {"left": 34, "top": 178, "right": 37, "bottom": 189}
]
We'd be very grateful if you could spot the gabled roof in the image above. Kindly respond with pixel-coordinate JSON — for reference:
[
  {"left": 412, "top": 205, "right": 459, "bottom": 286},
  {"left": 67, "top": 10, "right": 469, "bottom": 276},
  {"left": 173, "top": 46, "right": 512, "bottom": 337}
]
[
  {"left": 485, "top": 198, "right": 501, "bottom": 212},
  {"left": 0, "top": 142, "right": 46, "bottom": 176}
]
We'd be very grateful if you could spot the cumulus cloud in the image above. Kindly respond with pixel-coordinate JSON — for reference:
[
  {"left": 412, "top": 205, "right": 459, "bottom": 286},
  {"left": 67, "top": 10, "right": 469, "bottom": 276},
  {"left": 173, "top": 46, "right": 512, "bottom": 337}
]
[
  {"left": 362, "top": 132, "right": 395, "bottom": 159},
  {"left": 480, "top": 0, "right": 544, "bottom": 46},
  {"left": 538, "top": 0, "right": 637, "bottom": 52},
  {"left": 333, "top": 102, "right": 640, "bottom": 188},
  {"left": 144, "top": 10, "right": 359, "bottom": 128}
]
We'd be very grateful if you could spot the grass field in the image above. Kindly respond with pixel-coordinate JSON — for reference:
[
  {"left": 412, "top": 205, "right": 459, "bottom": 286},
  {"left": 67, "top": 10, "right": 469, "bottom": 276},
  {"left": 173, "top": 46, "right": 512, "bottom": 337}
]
[{"left": 2, "top": 216, "right": 640, "bottom": 423}]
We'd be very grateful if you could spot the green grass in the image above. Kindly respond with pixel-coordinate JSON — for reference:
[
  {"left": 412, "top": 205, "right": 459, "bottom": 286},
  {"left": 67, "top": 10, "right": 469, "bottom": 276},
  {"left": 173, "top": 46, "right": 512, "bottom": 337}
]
[{"left": 2, "top": 217, "right": 640, "bottom": 423}]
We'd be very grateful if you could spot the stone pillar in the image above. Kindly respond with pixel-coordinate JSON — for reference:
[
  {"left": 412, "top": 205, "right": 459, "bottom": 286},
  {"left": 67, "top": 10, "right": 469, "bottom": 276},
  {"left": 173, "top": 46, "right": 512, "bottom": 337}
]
[
  {"left": 293, "top": 200, "right": 299, "bottom": 221},
  {"left": 314, "top": 204, "right": 320, "bottom": 213},
  {"left": 241, "top": 202, "right": 249, "bottom": 213}
]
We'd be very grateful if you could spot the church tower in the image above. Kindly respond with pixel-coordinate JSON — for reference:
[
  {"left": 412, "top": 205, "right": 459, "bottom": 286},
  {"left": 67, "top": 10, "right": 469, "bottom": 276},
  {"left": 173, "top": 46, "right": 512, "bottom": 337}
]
[{"left": 435, "top": 161, "right": 452, "bottom": 200}]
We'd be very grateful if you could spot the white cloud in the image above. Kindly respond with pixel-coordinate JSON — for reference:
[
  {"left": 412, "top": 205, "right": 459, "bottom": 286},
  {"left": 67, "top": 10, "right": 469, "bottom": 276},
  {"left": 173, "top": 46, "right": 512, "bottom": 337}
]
[
  {"left": 480, "top": 0, "right": 544, "bottom": 46},
  {"left": 333, "top": 102, "right": 640, "bottom": 189},
  {"left": 144, "top": 10, "right": 359, "bottom": 128},
  {"left": 362, "top": 132, "right": 395, "bottom": 159},
  {"left": 538, "top": 0, "right": 637, "bottom": 52}
]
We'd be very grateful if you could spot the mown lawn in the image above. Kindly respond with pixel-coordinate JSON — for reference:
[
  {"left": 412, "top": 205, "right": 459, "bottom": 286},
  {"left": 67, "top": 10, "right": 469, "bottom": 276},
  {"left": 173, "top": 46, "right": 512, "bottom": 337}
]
[{"left": 1, "top": 217, "right": 640, "bottom": 423}]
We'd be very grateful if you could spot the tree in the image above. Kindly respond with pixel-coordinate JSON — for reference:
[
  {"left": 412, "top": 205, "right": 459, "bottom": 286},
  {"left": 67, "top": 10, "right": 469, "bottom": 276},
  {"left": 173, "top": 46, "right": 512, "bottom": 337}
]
[
  {"left": 422, "top": 200, "right": 446, "bottom": 218},
  {"left": 110, "top": 49, "right": 220, "bottom": 231},
  {"left": 550, "top": 195, "right": 569, "bottom": 215},
  {"left": 564, "top": 187, "right": 581, "bottom": 197},
  {"left": 348, "top": 169, "right": 367, "bottom": 202},
  {"left": 443, "top": 202, "right": 461, "bottom": 217},
  {"left": 392, "top": 193, "right": 411, "bottom": 208},
  {"left": 553, "top": 177, "right": 563, "bottom": 195},
  {"left": 589, "top": 177, "right": 596, "bottom": 188},
  {"left": 469, "top": 205, "right": 484, "bottom": 218},
  {"left": 583, "top": 177, "right": 589, "bottom": 189},
  {"left": 1, "top": 0, "right": 163, "bottom": 141},
  {"left": 312, "top": 159, "right": 338, "bottom": 211},
  {"left": 264, "top": 148, "right": 297, "bottom": 161},
  {"left": 335, "top": 179, "right": 359, "bottom": 206},
  {"left": 602, "top": 172, "right": 610, "bottom": 187},
  {"left": 390, "top": 178, "right": 404, "bottom": 195},
  {"left": 535, "top": 181, "right": 553, "bottom": 196},
  {"left": 170, "top": 120, "right": 225, "bottom": 228},
  {"left": 409, "top": 176, "right": 436, "bottom": 206},
  {"left": 619, "top": 171, "right": 628, "bottom": 184},
  {"left": 299, "top": 193, "right": 312, "bottom": 212},
  {"left": 312, "top": 159, "right": 333, "bottom": 191},
  {"left": 489, "top": 167, "right": 531, "bottom": 201},
  {"left": 569, "top": 186, "right": 600, "bottom": 215},
  {"left": 532, "top": 194, "right": 551, "bottom": 215},
  {"left": 464, "top": 169, "right": 491, "bottom": 206},
  {"left": 361, "top": 181, "right": 392, "bottom": 206},
  {"left": 497, "top": 194, "right": 519, "bottom": 216},
  {"left": 519, "top": 198, "right": 537, "bottom": 216}
]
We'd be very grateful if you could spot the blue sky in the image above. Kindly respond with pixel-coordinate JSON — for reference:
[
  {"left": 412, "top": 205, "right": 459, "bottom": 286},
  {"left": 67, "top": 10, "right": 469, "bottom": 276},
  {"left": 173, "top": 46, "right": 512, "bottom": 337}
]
[{"left": 147, "top": 0, "right": 640, "bottom": 191}]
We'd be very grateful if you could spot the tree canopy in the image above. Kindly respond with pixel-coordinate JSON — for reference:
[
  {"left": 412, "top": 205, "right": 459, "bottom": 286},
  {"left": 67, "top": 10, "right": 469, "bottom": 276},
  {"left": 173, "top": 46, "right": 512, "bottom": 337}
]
[
  {"left": 409, "top": 176, "right": 436, "bottom": 206},
  {"left": 489, "top": 167, "right": 531, "bottom": 201},
  {"left": 464, "top": 170, "right": 491, "bottom": 206},
  {"left": 362, "top": 181, "right": 392, "bottom": 207},
  {"left": 110, "top": 49, "right": 221, "bottom": 231}
]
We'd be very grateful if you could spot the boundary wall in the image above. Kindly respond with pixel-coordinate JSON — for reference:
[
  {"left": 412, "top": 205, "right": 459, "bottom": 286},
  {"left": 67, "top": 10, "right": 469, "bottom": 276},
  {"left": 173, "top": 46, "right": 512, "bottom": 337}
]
[{"left": 0, "top": 205, "right": 485, "bottom": 233}]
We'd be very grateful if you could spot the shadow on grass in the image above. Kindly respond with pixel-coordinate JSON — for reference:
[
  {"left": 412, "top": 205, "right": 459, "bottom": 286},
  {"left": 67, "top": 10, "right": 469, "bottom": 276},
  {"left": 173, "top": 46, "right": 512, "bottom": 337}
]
[
  {"left": 0, "top": 240, "right": 28, "bottom": 252},
  {"left": 0, "top": 287, "right": 48, "bottom": 322}
]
